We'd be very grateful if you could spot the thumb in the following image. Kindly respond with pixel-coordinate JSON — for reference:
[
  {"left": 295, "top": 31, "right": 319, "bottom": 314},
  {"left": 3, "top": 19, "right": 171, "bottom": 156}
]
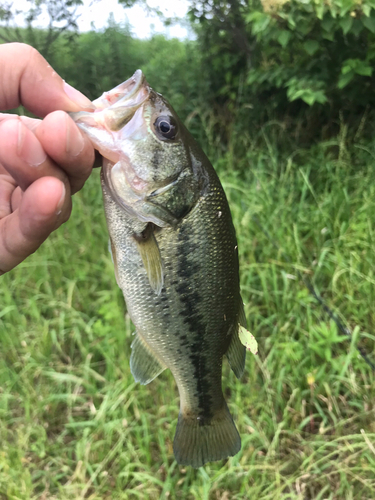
[{"left": 0, "top": 43, "right": 95, "bottom": 117}]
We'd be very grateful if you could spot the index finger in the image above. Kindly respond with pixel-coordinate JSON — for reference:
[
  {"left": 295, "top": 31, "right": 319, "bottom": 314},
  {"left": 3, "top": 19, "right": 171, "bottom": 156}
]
[{"left": 0, "top": 43, "right": 94, "bottom": 116}]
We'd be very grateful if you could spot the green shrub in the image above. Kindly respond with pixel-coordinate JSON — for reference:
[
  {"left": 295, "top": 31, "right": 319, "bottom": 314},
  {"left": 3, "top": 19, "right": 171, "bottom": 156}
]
[
  {"left": 190, "top": 0, "right": 375, "bottom": 141},
  {"left": 247, "top": 0, "right": 375, "bottom": 108}
]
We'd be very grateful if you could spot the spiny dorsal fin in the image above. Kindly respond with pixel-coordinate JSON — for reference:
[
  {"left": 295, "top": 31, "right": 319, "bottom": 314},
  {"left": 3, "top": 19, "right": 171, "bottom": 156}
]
[
  {"left": 130, "top": 332, "right": 166, "bottom": 385},
  {"left": 134, "top": 224, "right": 164, "bottom": 295}
]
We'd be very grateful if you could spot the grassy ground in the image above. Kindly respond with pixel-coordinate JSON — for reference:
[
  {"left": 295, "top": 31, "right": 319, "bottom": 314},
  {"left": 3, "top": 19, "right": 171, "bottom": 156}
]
[{"left": 1, "top": 130, "right": 375, "bottom": 499}]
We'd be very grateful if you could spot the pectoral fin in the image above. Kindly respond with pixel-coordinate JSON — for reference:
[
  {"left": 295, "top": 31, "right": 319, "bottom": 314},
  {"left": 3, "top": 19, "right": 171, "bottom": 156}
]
[
  {"left": 130, "top": 332, "right": 166, "bottom": 385},
  {"left": 108, "top": 238, "right": 120, "bottom": 287},
  {"left": 134, "top": 224, "right": 164, "bottom": 295}
]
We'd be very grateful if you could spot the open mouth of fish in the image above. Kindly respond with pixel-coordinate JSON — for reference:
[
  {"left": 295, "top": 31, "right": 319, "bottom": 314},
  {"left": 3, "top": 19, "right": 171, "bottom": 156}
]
[{"left": 71, "top": 70, "right": 179, "bottom": 222}]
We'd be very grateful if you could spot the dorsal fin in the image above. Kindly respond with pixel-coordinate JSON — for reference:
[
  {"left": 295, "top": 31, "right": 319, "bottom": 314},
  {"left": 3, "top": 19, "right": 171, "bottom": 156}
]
[{"left": 226, "top": 302, "right": 247, "bottom": 379}]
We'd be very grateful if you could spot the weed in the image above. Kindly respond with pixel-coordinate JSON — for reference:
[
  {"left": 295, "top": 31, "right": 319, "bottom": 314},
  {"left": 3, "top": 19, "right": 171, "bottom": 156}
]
[{"left": 1, "top": 134, "right": 375, "bottom": 498}]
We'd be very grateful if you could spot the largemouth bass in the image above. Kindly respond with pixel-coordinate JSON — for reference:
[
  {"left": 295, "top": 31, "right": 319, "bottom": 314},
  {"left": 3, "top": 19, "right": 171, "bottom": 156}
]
[{"left": 72, "top": 70, "right": 247, "bottom": 467}]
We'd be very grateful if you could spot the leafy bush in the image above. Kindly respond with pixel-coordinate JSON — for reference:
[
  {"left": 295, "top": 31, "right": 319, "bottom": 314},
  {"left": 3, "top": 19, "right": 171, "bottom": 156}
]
[
  {"left": 190, "top": 0, "right": 375, "bottom": 141},
  {"left": 247, "top": 0, "right": 375, "bottom": 108}
]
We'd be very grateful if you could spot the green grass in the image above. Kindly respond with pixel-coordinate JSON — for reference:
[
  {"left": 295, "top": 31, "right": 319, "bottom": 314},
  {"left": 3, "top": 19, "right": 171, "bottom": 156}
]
[{"left": 1, "top": 131, "right": 375, "bottom": 499}]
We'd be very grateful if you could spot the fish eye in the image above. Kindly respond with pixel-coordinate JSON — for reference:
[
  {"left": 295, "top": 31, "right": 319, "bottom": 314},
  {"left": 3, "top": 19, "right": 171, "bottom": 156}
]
[{"left": 154, "top": 115, "right": 178, "bottom": 140}]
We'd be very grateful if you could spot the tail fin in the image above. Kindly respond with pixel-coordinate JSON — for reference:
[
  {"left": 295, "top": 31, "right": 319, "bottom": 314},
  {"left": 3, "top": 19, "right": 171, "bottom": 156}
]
[{"left": 173, "top": 403, "right": 241, "bottom": 468}]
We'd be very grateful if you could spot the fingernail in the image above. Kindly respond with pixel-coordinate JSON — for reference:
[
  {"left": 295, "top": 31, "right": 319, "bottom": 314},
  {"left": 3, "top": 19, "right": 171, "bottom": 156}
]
[
  {"left": 66, "top": 115, "right": 85, "bottom": 157},
  {"left": 56, "top": 183, "right": 66, "bottom": 215},
  {"left": 17, "top": 121, "right": 47, "bottom": 167},
  {"left": 63, "top": 82, "right": 95, "bottom": 110}
]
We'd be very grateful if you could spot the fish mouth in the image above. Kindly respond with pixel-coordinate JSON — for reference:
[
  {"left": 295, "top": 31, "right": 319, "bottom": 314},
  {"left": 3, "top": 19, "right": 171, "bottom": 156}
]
[
  {"left": 93, "top": 70, "right": 148, "bottom": 111},
  {"left": 73, "top": 71, "right": 178, "bottom": 225},
  {"left": 98, "top": 70, "right": 151, "bottom": 133},
  {"left": 95, "top": 71, "right": 163, "bottom": 218},
  {"left": 70, "top": 70, "right": 151, "bottom": 137},
  {"left": 72, "top": 70, "right": 154, "bottom": 195}
]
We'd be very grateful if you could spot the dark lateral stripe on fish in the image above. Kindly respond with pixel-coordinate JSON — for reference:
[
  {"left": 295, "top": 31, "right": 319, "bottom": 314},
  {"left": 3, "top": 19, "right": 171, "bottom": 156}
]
[
  {"left": 176, "top": 225, "right": 214, "bottom": 421},
  {"left": 189, "top": 350, "right": 214, "bottom": 420}
]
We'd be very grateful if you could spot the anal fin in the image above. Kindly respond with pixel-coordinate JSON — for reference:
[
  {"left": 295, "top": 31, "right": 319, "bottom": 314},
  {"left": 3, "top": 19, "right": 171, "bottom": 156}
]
[{"left": 130, "top": 333, "right": 166, "bottom": 385}]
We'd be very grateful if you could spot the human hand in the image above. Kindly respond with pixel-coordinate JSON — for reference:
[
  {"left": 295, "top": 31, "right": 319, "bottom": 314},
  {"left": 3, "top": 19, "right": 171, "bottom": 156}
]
[{"left": 0, "top": 43, "right": 96, "bottom": 275}]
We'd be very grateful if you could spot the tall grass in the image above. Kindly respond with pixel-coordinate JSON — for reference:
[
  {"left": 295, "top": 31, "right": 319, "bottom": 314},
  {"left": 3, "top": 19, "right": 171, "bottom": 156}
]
[{"left": 1, "top": 127, "right": 375, "bottom": 499}]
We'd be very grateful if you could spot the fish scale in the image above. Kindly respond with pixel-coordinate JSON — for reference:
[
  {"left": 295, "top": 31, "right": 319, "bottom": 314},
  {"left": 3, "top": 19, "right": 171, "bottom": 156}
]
[{"left": 72, "top": 70, "right": 247, "bottom": 467}]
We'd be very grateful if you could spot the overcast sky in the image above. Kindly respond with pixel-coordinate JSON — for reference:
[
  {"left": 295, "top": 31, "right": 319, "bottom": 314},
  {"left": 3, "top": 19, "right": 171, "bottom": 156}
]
[{"left": 12, "top": 0, "right": 191, "bottom": 39}]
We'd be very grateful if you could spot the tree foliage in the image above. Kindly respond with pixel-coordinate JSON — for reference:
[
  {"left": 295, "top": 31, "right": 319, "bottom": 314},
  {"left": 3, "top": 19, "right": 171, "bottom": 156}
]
[
  {"left": 0, "top": 0, "right": 82, "bottom": 58},
  {"left": 246, "top": 0, "right": 375, "bottom": 108},
  {"left": 189, "top": 0, "right": 375, "bottom": 139},
  {"left": 49, "top": 25, "right": 204, "bottom": 126},
  {"left": 3, "top": 0, "right": 375, "bottom": 143}
]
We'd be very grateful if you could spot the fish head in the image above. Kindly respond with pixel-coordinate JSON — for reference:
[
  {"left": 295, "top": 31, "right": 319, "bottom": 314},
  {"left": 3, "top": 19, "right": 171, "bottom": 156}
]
[{"left": 71, "top": 70, "right": 201, "bottom": 227}]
